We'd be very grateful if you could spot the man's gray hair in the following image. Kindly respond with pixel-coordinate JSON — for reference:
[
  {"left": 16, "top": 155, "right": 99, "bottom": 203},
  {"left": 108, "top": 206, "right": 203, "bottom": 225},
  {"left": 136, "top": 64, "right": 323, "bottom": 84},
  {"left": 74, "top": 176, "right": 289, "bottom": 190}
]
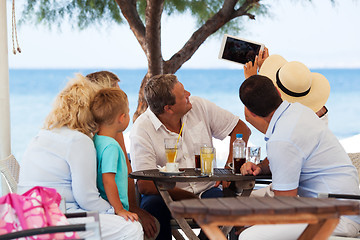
[{"left": 144, "top": 74, "right": 178, "bottom": 115}]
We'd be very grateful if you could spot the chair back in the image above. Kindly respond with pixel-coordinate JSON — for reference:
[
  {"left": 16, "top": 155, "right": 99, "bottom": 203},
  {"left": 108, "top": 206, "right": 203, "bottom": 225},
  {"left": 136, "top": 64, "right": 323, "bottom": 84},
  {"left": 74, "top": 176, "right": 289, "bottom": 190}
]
[
  {"left": 0, "top": 154, "right": 20, "bottom": 195},
  {"left": 349, "top": 153, "right": 360, "bottom": 181}
]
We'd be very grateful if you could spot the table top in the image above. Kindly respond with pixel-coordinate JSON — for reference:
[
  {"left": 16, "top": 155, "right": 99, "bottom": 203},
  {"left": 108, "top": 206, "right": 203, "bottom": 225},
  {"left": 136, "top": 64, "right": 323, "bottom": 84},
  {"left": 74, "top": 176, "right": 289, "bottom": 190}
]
[
  {"left": 129, "top": 168, "right": 271, "bottom": 183},
  {"left": 170, "top": 196, "right": 360, "bottom": 218}
]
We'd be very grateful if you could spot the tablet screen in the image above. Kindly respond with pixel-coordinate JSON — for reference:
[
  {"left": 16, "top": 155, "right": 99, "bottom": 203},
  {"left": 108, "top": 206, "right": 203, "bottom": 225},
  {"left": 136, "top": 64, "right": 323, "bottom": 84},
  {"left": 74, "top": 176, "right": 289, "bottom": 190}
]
[{"left": 219, "top": 36, "right": 263, "bottom": 64}]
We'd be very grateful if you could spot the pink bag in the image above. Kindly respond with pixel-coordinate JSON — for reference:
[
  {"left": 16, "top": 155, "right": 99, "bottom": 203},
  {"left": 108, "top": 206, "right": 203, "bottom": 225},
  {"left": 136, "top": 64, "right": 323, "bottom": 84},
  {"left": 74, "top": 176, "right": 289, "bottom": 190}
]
[{"left": 0, "top": 186, "right": 78, "bottom": 239}]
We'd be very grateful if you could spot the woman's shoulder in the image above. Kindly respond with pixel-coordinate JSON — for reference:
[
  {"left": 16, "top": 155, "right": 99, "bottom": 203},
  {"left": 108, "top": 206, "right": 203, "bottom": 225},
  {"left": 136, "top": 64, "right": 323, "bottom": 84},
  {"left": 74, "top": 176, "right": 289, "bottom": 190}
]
[{"left": 41, "top": 126, "right": 93, "bottom": 144}]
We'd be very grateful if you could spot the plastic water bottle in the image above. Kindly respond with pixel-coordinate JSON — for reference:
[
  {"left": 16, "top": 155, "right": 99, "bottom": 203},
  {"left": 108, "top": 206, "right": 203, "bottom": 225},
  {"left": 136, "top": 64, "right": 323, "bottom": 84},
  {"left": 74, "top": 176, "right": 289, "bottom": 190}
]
[{"left": 232, "top": 133, "right": 246, "bottom": 174}]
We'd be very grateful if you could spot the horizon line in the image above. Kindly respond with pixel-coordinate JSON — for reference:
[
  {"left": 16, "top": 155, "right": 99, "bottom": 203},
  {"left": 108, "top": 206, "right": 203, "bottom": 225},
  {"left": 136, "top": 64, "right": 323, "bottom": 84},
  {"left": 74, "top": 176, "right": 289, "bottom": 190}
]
[{"left": 8, "top": 66, "right": 360, "bottom": 71}]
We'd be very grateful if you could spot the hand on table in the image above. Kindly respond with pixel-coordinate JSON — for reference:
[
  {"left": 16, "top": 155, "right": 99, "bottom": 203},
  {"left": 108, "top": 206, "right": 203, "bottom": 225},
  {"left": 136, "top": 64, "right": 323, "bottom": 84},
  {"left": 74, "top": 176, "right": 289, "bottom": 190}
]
[{"left": 240, "top": 162, "right": 262, "bottom": 176}]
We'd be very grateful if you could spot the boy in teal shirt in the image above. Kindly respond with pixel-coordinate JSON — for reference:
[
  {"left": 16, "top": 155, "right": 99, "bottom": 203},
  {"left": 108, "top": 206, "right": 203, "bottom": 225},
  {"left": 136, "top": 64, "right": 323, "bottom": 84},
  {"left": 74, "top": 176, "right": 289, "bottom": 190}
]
[{"left": 90, "top": 88, "right": 137, "bottom": 221}]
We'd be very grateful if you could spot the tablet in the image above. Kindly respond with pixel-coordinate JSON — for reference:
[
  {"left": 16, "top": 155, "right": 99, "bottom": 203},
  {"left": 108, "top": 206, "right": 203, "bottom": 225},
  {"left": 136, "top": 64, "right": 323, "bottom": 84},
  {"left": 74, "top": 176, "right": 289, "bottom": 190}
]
[{"left": 218, "top": 34, "right": 264, "bottom": 65}]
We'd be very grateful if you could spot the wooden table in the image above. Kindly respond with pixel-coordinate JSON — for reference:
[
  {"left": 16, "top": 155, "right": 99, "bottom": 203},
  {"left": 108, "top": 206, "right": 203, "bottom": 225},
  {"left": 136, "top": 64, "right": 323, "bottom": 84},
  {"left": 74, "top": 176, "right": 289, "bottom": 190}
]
[
  {"left": 129, "top": 168, "right": 271, "bottom": 239},
  {"left": 169, "top": 196, "right": 360, "bottom": 240}
]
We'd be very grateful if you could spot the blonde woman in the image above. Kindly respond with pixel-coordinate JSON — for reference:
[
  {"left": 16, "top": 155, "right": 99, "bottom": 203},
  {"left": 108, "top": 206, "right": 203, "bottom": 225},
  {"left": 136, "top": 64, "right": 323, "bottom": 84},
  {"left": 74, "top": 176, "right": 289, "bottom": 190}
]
[
  {"left": 18, "top": 75, "right": 143, "bottom": 240},
  {"left": 86, "top": 71, "right": 159, "bottom": 239}
]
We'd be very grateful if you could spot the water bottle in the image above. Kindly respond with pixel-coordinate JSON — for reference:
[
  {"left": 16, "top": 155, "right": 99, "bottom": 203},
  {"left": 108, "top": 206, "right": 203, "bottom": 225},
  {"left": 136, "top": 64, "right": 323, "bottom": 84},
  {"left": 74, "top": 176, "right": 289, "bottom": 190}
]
[{"left": 232, "top": 133, "right": 246, "bottom": 174}]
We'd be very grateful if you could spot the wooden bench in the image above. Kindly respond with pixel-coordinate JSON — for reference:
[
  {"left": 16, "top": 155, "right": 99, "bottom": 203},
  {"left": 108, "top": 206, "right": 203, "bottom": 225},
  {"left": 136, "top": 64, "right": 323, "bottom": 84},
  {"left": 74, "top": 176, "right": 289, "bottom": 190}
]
[{"left": 169, "top": 196, "right": 360, "bottom": 240}]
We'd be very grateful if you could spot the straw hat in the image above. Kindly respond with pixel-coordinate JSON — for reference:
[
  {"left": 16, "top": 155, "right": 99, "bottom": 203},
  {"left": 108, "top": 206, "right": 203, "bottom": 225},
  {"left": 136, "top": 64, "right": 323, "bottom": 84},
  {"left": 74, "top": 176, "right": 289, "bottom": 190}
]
[{"left": 259, "top": 55, "right": 330, "bottom": 112}]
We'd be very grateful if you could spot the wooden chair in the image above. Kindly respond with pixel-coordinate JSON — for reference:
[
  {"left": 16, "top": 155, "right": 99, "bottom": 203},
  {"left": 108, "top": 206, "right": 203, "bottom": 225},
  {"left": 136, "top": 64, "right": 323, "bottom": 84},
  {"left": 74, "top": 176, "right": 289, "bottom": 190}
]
[
  {"left": 349, "top": 153, "right": 360, "bottom": 180},
  {"left": 320, "top": 153, "right": 360, "bottom": 200},
  {"left": 317, "top": 153, "right": 360, "bottom": 239}
]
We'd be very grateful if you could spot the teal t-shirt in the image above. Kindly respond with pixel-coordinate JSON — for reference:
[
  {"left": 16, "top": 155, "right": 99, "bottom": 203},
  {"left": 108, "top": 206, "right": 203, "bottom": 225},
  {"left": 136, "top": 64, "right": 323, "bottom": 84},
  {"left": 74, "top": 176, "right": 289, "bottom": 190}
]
[{"left": 93, "top": 134, "right": 129, "bottom": 211}]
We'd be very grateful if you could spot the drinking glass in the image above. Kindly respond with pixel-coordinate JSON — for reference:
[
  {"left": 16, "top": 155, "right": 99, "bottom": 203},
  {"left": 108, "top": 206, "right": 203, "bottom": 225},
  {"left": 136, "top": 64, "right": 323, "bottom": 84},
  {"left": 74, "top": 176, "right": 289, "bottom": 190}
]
[
  {"left": 200, "top": 146, "right": 215, "bottom": 176},
  {"left": 194, "top": 143, "right": 206, "bottom": 169},
  {"left": 247, "top": 146, "right": 261, "bottom": 165},
  {"left": 164, "top": 138, "right": 179, "bottom": 163}
]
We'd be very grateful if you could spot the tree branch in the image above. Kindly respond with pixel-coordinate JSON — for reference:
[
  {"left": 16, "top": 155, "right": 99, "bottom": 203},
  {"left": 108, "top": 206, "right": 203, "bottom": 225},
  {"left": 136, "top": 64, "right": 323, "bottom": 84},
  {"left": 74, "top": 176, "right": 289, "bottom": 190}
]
[
  {"left": 233, "top": 0, "right": 260, "bottom": 19},
  {"left": 164, "top": 0, "right": 239, "bottom": 73},
  {"left": 115, "top": 0, "right": 147, "bottom": 52},
  {"left": 164, "top": 0, "right": 260, "bottom": 73}
]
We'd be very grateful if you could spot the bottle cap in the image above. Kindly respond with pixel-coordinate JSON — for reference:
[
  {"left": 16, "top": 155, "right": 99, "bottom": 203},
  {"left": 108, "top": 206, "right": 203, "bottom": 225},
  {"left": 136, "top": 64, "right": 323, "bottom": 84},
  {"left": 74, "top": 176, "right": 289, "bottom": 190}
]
[{"left": 236, "top": 134, "right": 243, "bottom": 138}]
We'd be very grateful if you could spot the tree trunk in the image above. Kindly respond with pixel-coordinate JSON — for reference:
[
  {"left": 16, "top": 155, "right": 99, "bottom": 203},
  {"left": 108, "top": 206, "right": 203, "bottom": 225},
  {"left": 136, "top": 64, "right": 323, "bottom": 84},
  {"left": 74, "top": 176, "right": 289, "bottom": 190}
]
[{"left": 145, "top": 0, "right": 164, "bottom": 76}]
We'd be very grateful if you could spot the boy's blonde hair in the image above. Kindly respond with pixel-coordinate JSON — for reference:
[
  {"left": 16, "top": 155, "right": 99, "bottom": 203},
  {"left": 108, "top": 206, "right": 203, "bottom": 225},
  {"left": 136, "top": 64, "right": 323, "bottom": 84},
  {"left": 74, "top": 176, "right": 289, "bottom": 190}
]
[
  {"left": 44, "top": 74, "right": 101, "bottom": 137},
  {"left": 90, "top": 88, "right": 129, "bottom": 125},
  {"left": 86, "top": 71, "right": 120, "bottom": 88}
]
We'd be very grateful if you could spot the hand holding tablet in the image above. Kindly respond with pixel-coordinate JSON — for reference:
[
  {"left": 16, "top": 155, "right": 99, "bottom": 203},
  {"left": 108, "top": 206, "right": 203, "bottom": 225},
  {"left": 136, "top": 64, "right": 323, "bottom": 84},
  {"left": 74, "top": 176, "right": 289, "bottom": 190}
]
[{"left": 219, "top": 34, "right": 264, "bottom": 65}]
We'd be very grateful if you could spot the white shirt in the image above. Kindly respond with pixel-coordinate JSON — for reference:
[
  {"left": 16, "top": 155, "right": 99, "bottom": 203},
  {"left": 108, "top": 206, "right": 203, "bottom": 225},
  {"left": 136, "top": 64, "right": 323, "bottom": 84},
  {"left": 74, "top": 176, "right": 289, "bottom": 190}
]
[
  {"left": 130, "top": 96, "right": 239, "bottom": 194},
  {"left": 18, "top": 126, "right": 114, "bottom": 214},
  {"left": 266, "top": 101, "right": 360, "bottom": 196},
  {"left": 266, "top": 101, "right": 360, "bottom": 224}
]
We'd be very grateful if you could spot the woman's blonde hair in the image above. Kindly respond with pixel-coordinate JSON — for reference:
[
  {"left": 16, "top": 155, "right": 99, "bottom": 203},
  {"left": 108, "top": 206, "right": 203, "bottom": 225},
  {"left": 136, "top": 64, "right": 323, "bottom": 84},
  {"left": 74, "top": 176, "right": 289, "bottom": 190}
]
[
  {"left": 86, "top": 71, "right": 120, "bottom": 88},
  {"left": 44, "top": 74, "right": 101, "bottom": 137}
]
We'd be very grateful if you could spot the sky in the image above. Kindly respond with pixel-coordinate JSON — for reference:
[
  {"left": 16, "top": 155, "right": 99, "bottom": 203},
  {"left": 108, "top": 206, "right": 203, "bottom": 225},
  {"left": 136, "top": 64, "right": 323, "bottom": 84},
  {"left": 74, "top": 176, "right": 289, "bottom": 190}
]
[{"left": 6, "top": 0, "right": 360, "bottom": 69}]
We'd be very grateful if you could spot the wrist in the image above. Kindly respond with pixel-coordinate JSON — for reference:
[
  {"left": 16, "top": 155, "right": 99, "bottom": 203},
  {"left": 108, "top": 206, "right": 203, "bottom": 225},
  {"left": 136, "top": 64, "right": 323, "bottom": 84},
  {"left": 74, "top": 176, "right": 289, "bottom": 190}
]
[
  {"left": 257, "top": 162, "right": 264, "bottom": 174},
  {"left": 115, "top": 208, "right": 125, "bottom": 215}
]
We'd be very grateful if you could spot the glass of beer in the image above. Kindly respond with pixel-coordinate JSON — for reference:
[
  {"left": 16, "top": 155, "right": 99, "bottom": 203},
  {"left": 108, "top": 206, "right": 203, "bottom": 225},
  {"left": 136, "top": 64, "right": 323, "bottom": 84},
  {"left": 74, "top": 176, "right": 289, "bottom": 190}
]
[
  {"left": 200, "top": 146, "right": 215, "bottom": 176},
  {"left": 164, "top": 138, "right": 179, "bottom": 163}
]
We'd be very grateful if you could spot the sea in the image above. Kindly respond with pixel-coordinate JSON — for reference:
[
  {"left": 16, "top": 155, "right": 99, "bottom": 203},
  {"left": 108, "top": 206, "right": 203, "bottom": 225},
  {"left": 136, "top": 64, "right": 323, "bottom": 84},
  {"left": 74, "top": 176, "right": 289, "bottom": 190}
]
[{"left": 8, "top": 68, "right": 360, "bottom": 165}]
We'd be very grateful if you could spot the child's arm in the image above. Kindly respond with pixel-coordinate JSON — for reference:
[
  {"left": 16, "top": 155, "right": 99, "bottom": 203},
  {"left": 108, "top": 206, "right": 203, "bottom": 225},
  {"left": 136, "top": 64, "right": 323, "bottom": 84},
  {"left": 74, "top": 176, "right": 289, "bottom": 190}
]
[{"left": 102, "top": 172, "right": 138, "bottom": 221}]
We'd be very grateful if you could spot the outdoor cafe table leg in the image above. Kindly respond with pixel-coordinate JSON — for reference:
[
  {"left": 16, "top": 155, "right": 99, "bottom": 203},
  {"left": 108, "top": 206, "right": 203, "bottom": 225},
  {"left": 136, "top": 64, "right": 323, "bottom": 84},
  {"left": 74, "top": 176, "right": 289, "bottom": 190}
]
[
  {"left": 298, "top": 218, "right": 340, "bottom": 240},
  {"left": 219, "top": 179, "right": 255, "bottom": 237},
  {"left": 155, "top": 181, "right": 199, "bottom": 240},
  {"left": 198, "top": 224, "right": 228, "bottom": 240}
]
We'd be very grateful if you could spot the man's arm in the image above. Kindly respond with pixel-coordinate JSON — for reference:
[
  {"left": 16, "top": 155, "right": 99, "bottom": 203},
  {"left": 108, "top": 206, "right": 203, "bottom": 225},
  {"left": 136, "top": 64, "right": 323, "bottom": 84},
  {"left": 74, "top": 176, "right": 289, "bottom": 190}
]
[
  {"left": 137, "top": 179, "right": 158, "bottom": 195},
  {"left": 257, "top": 158, "right": 271, "bottom": 175},
  {"left": 273, "top": 188, "right": 298, "bottom": 196}
]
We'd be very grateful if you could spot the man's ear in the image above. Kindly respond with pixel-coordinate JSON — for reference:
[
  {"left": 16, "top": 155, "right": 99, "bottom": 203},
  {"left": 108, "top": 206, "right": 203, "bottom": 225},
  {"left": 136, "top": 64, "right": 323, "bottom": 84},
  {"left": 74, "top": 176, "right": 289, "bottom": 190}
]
[{"left": 164, "top": 105, "right": 172, "bottom": 113}]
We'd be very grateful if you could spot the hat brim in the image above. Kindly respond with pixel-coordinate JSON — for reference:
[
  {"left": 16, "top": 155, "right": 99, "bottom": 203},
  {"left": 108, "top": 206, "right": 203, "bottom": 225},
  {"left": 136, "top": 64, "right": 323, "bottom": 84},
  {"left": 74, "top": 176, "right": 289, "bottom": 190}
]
[
  {"left": 278, "top": 73, "right": 330, "bottom": 112},
  {"left": 259, "top": 55, "right": 330, "bottom": 113}
]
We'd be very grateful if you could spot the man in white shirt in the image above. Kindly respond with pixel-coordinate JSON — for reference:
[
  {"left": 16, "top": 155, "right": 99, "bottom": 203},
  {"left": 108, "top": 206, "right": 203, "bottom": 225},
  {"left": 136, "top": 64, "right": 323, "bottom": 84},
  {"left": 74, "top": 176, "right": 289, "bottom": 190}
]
[
  {"left": 238, "top": 74, "right": 360, "bottom": 239},
  {"left": 130, "top": 74, "right": 251, "bottom": 239}
]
